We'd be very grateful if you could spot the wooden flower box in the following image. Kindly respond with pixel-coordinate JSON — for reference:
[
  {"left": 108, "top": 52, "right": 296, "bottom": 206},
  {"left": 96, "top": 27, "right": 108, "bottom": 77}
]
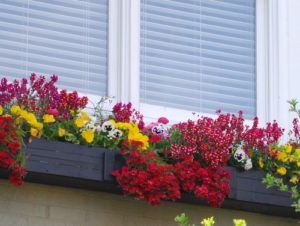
[{"left": 0, "top": 139, "right": 297, "bottom": 218}]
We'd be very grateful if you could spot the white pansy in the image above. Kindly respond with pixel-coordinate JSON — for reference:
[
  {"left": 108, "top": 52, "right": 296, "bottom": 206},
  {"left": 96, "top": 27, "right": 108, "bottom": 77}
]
[
  {"left": 151, "top": 124, "right": 165, "bottom": 135},
  {"left": 244, "top": 158, "right": 253, "bottom": 171},
  {"left": 101, "top": 121, "right": 115, "bottom": 133},
  {"left": 233, "top": 148, "right": 246, "bottom": 162},
  {"left": 108, "top": 129, "right": 123, "bottom": 139}
]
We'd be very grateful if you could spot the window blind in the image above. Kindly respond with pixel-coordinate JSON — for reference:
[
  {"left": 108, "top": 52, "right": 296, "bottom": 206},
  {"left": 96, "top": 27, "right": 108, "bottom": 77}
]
[
  {"left": 0, "top": 0, "right": 108, "bottom": 96},
  {"left": 140, "top": 0, "right": 256, "bottom": 118}
]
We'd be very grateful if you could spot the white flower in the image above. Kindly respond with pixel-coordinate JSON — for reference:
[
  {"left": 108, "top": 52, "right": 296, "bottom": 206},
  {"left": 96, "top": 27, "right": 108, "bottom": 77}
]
[
  {"left": 101, "top": 121, "right": 115, "bottom": 133},
  {"left": 108, "top": 129, "right": 123, "bottom": 139},
  {"left": 151, "top": 124, "right": 164, "bottom": 135},
  {"left": 234, "top": 148, "right": 246, "bottom": 162},
  {"left": 244, "top": 158, "right": 253, "bottom": 171}
]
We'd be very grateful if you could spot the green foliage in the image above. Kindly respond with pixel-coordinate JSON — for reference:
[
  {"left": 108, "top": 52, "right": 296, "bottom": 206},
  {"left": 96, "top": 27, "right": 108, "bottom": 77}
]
[
  {"left": 262, "top": 173, "right": 288, "bottom": 192},
  {"left": 174, "top": 213, "right": 195, "bottom": 226},
  {"left": 291, "top": 186, "right": 300, "bottom": 212},
  {"left": 263, "top": 173, "right": 300, "bottom": 212},
  {"left": 288, "top": 99, "right": 300, "bottom": 117}
]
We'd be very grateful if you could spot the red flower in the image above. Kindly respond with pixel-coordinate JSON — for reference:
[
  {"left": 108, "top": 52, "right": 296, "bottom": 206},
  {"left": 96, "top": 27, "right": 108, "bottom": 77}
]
[
  {"left": 149, "top": 134, "right": 162, "bottom": 143},
  {"left": 47, "top": 108, "right": 59, "bottom": 117},
  {"left": 158, "top": 117, "right": 169, "bottom": 124}
]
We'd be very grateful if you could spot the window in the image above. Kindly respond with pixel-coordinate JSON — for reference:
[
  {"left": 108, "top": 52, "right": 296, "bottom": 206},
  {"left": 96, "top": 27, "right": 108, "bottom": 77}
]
[
  {"left": 140, "top": 0, "right": 256, "bottom": 119},
  {"left": 0, "top": 0, "right": 108, "bottom": 96}
]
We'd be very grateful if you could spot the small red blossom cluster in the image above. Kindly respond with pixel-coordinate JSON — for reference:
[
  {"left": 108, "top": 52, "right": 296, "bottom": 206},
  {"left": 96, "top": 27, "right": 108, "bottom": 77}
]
[
  {"left": 172, "top": 115, "right": 234, "bottom": 167},
  {"left": 0, "top": 73, "right": 88, "bottom": 119},
  {"left": 0, "top": 116, "right": 26, "bottom": 185},
  {"left": 113, "top": 103, "right": 144, "bottom": 129},
  {"left": 241, "top": 117, "right": 283, "bottom": 154},
  {"left": 174, "top": 157, "right": 230, "bottom": 207},
  {"left": 113, "top": 150, "right": 181, "bottom": 205}
]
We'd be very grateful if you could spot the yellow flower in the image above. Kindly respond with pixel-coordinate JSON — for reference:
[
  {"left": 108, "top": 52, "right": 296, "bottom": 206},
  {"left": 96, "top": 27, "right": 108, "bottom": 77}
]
[
  {"left": 289, "top": 176, "right": 299, "bottom": 184},
  {"left": 295, "top": 149, "right": 300, "bottom": 156},
  {"left": 58, "top": 127, "right": 66, "bottom": 137},
  {"left": 233, "top": 219, "right": 247, "bottom": 226},
  {"left": 81, "top": 112, "right": 91, "bottom": 122},
  {"left": 75, "top": 118, "right": 84, "bottom": 128},
  {"left": 277, "top": 152, "right": 287, "bottom": 162},
  {"left": 10, "top": 105, "right": 21, "bottom": 115},
  {"left": 276, "top": 167, "right": 287, "bottom": 176},
  {"left": 82, "top": 129, "right": 94, "bottom": 143},
  {"left": 30, "top": 128, "right": 39, "bottom": 137},
  {"left": 0, "top": 106, "right": 3, "bottom": 115},
  {"left": 201, "top": 217, "right": 215, "bottom": 226},
  {"left": 258, "top": 158, "right": 264, "bottom": 168},
  {"left": 285, "top": 145, "right": 293, "bottom": 154},
  {"left": 33, "top": 122, "right": 43, "bottom": 131},
  {"left": 43, "top": 114, "right": 55, "bottom": 123}
]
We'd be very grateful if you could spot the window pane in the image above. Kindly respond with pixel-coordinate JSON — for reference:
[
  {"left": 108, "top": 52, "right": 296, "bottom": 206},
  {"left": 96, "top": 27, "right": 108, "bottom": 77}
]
[
  {"left": 0, "top": 0, "right": 108, "bottom": 95},
  {"left": 140, "top": 0, "right": 256, "bottom": 119}
]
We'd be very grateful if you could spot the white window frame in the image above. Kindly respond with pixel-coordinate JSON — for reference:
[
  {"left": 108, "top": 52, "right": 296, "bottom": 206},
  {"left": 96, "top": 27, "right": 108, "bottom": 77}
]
[{"left": 108, "top": 0, "right": 283, "bottom": 126}]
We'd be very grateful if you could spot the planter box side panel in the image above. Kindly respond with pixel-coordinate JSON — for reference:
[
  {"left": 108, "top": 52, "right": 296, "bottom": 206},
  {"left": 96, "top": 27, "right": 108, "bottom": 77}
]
[{"left": 26, "top": 139, "right": 106, "bottom": 181}]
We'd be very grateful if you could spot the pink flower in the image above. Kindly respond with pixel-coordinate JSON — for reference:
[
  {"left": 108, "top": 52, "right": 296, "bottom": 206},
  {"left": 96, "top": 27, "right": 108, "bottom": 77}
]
[
  {"left": 158, "top": 117, "right": 169, "bottom": 124},
  {"left": 47, "top": 108, "right": 59, "bottom": 117}
]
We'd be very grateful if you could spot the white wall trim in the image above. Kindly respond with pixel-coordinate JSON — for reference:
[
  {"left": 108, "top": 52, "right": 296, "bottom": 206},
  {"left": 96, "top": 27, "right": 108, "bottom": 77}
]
[
  {"left": 118, "top": 0, "right": 140, "bottom": 107},
  {"left": 267, "top": 0, "right": 290, "bottom": 131}
]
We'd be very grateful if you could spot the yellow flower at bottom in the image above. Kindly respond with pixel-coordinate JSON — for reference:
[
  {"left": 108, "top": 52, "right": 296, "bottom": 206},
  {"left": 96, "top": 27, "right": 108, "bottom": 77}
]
[
  {"left": 201, "top": 216, "right": 215, "bottom": 226},
  {"left": 30, "top": 128, "right": 39, "bottom": 137},
  {"left": 276, "top": 167, "right": 287, "bottom": 176},
  {"left": 43, "top": 114, "right": 55, "bottom": 123},
  {"left": 58, "top": 127, "right": 66, "bottom": 137},
  {"left": 233, "top": 219, "right": 247, "bottom": 226},
  {"left": 82, "top": 129, "right": 94, "bottom": 143}
]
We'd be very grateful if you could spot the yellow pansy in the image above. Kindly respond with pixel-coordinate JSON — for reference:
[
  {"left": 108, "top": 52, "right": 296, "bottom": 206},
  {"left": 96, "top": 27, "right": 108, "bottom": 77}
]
[
  {"left": 58, "top": 127, "right": 66, "bottom": 137},
  {"left": 82, "top": 129, "right": 94, "bottom": 143},
  {"left": 0, "top": 106, "right": 3, "bottom": 115},
  {"left": 285, "top": 145, "right": 293, "bottom": 153},
  {"left": 75, "top": 118, "right": 84, "bottom": 128},
  {"left": 30, "top": 128, "right": 39, "bottom": 137},
  {"left": 81, "top": 112, "right": 90, "bottom": 122},
  {"left": 277, "top": 152, "right": 288, "bottom": 162},
  {"left": 10, "top": 105, "right": 21, "bottom": 115},
  {"left": 295, "top": 149, "right": 300, "bottom": 156},
  {"left": 33, "top": 122, "right": 43, "bottom": 131},
  {"left": 258, "top": 157, "right": 264, "bottom": 168},
  {"left": 43, "top": 114, "right": 55, "bottom": 123},
  {"left": 289, "top": 176, "right": 299, "bottom": 184},
  {"left": 276, "top": 167, "right": 287, "bottom": 176}
]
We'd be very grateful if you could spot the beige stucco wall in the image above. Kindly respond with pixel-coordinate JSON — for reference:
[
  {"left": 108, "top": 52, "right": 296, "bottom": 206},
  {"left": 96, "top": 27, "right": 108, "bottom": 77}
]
[{"left": 0, "top": 179, "right": 297, "bottom": 226}]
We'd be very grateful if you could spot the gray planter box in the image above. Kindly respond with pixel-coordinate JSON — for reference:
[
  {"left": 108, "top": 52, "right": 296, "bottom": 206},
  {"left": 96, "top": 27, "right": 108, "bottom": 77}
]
[
  {"left": 26, "top": 139, "right": 108, "bottom": 181},
  {"left": 228, "top": 167, "right": 292, "bottom": 207},
  {"left": 11, "top": 139, "right": 295, "bottom": 218}
]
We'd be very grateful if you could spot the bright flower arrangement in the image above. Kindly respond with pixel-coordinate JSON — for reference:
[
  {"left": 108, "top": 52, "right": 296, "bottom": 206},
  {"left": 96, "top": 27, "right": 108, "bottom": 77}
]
[{"left": 0, "top": 74, "right": 298, "bottom": 212}]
